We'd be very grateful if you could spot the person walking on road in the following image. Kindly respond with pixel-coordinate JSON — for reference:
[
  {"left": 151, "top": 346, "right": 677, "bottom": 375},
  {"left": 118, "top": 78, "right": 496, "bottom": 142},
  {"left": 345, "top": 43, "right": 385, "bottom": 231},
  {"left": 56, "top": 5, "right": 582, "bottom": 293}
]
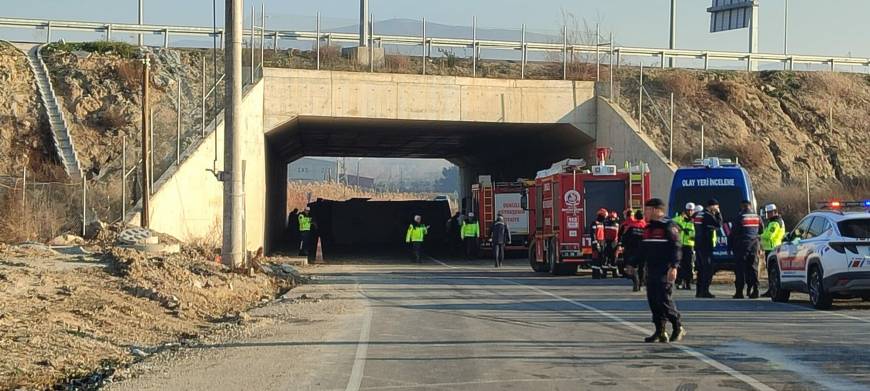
[
  {"left": 286, "top": 208, "right": 300, "bottom": 253},
  {"left": 490, "top": 214, "right": 512, "bottom": 268},
  {"left": 728, "top": 200, "right": 761, "bottom": 299},
  {"left": 641, "top": 198, "right": 684, "bottom": 343},
  {"left": 406, "top": 215, "right": 430, "bottom": 263},
  {"left": 298, "top": 207, "right": 315, "bottom": 256},
  {"left": 760, "top": 204, "right": 786, "bottom": 297},
  {"left": 673, "top": 203, "right": 697, "bottom": 291},
  {"left": 694, "top": 199, "right": 722, "bottom": 298},
  {"left": 461, "top": 212, "right": 480, "bottom": 260},
  {"left": 621, "top": 209, "right": 647, "bottom": 292}
]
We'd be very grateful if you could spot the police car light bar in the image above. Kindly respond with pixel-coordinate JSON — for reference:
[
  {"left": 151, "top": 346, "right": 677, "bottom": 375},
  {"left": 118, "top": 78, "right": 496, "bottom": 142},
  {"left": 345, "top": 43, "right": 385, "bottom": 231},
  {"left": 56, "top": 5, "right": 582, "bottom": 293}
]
[{"left": 817, "top": 200, "right": 870, "bottom": 209}]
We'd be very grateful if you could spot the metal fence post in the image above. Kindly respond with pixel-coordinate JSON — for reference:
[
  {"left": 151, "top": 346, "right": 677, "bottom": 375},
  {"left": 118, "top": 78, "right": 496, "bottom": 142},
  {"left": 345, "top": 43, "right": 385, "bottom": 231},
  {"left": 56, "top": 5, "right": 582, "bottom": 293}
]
[
  {"left": 595, "top": 24, "right": 600, "bottom": 82},
  {"left": 261, "top": 3, "right": 265, "bottom": 76},
  {"left": 562, "top": 26, "right": 567, "bottom": 80},
  {"left": 700, "top": 124, "right": 705, "bottom": 160},
  {"left": 520, "top": 24, "right": 526, "bottom": 79},
  {"left": 316, "top": 12, "right": 321, "bottom": 70},
  {"left": 250, "top": 5, "right": 255, "bottom": 82},
  {"left": 176, "top": 76, "right": 181, "bottom": 165},
  {"left": 805, "top": 171, "right": 811, "bottom": 214},
  {"left": 81, "top": 176, "right": 87, "bottom": 237},
  {"left": 638, "top": 63, "right": 643, "bottom": 132},
  {"left": 21, "top": 166, "right": 26, "bottom": 209},
  {"left": 704, "top": 53, "right": 710, "bottom": 70},
  {"left": 46, "top": 21, "right": 51, "bottom": 43},
  {"left": 669, "top": 93, "right": 674, "bottom": 162},
  {"left": 369, "top": 13, "right": 374, "bottom": 73},
  {"left": 149, "top": 107, "right": 154, "bottom": 190},
  {"left": 472, "top": 16, "right": 477, "bottom": 77},
  {"left": 122, "top": 137, "right": 126, "bottom": 219},
  {"left": 421, "top": 17, "right": 426, "bottom": 75},
  {"left": 105, "top": 24, "right": 111, "bottom": 41},
  {"left": 164, "top": 29, "right": 169, "bottom": 48},
  {"left": 201, "top": 59, "right": 206, "bottom": 137},
  {"left": 609, "top": 32, "right": 614, "bottom": 100}
]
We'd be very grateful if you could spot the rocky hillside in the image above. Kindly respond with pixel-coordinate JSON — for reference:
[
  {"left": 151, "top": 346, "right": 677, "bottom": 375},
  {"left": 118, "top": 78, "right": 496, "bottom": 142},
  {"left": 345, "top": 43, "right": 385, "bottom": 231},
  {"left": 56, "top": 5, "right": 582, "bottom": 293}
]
[
  {"left": 0, "top": 43, "right": 63, "bottom": 178},
  {"left": 41, "top": 43, "right": 215, "bottom": 179},
  {"left": 617, "top": 69, "right": 870, "bottom": 222}
]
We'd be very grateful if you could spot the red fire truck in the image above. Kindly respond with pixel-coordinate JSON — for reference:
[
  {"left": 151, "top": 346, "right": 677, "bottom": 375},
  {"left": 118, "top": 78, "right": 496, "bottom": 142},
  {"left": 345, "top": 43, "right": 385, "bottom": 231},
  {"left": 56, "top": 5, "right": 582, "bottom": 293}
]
[
  {"left": 523, "top": 149, "right": 651, "bottom": 275},
  {"left": 471, "top": 177, "right": 532, "bottom": 253}
]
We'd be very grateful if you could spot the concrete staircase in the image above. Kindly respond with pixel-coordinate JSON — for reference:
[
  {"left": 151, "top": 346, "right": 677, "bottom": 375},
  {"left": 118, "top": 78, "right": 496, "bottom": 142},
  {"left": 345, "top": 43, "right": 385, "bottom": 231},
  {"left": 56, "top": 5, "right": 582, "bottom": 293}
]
[{"left": 19, "top": 43, "right": 82, "bottom": 178}]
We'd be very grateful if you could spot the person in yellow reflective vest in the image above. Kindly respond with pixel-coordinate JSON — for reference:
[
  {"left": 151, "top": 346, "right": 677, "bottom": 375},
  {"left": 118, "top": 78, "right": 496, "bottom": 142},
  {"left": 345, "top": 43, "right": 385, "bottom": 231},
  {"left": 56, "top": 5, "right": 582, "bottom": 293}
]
[
  {"left": 406, "top": 215, "right": 430, "bottom": 263},
  {"left": 760, "top": 203, "right": 786, "bottom": 297},
  {"left": 673, "top": 203, "right": 697, "bottom": 291},
  {"left": 298, "top": 207, "right": 314, "bottom": 256},
  {"left": 461, "top": 212, "right": 480, "bottom": 260}
]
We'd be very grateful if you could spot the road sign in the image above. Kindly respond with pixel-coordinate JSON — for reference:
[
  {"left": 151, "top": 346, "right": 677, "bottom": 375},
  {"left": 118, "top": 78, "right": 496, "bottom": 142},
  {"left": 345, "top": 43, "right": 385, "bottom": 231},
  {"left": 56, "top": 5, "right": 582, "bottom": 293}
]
[{"left": 707, "top": 0, "right": 758, "bottom": 33}]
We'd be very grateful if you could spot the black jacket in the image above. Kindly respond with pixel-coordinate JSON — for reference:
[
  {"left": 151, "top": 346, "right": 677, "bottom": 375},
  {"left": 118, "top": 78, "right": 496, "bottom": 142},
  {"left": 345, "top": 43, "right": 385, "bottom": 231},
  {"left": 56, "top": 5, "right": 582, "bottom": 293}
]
[
  {"left": 490, "top": 221, "right": 512, "bottom": 245},
  {"left": 641, "top": 218, "right": 682, "bottom": 282},
  {"left": 728, "top": 208, "right": 761, "bottom": 250},
  {"left": 693, "top": 210, "right": 722, "bottom": 250}
]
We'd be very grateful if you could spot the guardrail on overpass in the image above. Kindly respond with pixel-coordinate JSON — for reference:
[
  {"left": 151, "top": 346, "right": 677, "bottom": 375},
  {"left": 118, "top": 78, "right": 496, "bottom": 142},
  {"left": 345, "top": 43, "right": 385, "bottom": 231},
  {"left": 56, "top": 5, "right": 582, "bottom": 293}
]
[{"left": 2, "top": 16, "right": 869, "bottom": 75}]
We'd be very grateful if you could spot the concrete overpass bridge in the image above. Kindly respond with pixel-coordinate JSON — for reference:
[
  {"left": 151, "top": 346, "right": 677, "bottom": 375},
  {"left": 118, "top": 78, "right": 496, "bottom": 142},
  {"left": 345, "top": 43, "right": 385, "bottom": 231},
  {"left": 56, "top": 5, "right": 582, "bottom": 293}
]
[{"left": 137, "top": 68, "right": 673, "bottom": 253}]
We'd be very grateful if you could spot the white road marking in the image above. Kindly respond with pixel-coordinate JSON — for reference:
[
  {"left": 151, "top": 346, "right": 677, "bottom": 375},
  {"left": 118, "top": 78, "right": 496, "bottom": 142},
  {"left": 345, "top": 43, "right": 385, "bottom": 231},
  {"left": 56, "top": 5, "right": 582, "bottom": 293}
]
[
  {"left": 430, "top": 257, "right": 776, "bottom": 391},
  {"left": 345, "top": 303, "right": 373, "bottom": 391},
  {"left": 359, "top": 376, "right": 590, "bottom": 390}
]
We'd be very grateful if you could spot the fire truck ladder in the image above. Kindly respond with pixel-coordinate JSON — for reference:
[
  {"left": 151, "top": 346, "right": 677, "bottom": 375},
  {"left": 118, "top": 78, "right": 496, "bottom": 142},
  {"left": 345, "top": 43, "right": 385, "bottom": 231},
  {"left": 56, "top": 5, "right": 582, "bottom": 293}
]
[
  {"left": 627, "top": 162, "right": 646, "bottom": 211},
  {"left": 482, "top": 184, "right": 494, "bottom": 237}
]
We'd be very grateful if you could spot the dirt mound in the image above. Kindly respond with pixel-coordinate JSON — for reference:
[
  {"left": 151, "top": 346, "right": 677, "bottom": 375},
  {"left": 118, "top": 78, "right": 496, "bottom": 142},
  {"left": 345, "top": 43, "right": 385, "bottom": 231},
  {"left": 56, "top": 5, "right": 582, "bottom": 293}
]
[
  {"left": 0, "top": 244, "right": 289, "bottom": 390},
  {"left": 0, "top": 42, "right": 62, "bottom": 178},
  {"left": 618, "top": 68, "right": 870, "bottom": 225}
]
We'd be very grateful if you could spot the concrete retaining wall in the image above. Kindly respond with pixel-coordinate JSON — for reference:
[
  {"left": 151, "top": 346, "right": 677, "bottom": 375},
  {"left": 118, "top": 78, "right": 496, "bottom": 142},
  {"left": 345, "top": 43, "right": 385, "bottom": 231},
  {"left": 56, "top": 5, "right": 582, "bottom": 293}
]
[
  {"left": 263, "top": 68, "right": 597, "bottom": 137},
  {"left": 132, "top": 82, "right": 266, "bottom": 251},
  {"left": 595, "top": 97, "right": 676, "bottom": 201}
]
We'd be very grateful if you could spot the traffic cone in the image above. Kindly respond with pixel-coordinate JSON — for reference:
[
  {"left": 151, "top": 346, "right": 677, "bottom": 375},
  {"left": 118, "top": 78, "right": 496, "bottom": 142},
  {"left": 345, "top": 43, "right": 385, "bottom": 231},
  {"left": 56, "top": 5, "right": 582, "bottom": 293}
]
[{"left": 315, "top": 238, "right": 324, "bottom": 263}]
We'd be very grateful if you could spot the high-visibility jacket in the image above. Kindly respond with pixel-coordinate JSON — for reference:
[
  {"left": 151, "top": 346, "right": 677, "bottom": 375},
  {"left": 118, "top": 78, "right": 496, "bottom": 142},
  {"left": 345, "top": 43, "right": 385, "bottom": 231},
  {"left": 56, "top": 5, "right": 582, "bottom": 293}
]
[
  {"left": 673, "top": 213, "right": 696, "bottom": 247},
  {"left": 461, "top": 220, "right": 480, "bottom": 238},
  {"left": 603, "top": 218, "right": 620, "bottom": 241},
  {"left": 760, "top": 216, "right": 786, "bottom": 251},
  {"left": 406, "top": 224, "right": 428, "bottom": 243},
  {"left": 298, "top": 214, "right": 312, "bottom": 232},
  {"left": 590, "top": 220, "right": 605, "bottom": 242}
]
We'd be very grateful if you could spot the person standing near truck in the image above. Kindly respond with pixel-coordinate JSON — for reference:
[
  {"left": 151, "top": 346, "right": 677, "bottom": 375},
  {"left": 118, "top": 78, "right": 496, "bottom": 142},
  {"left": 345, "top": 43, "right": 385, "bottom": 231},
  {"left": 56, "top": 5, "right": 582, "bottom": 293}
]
[
  {"left": 490, "top": 214, "right": 512, "bottom": 268},
  {"left": 621, "top": 209, "right": 647, "bottom": 292},
  {"left": 641, "top": 198, "right": 684, "bottom": 343},
  {"left": 673, "top": 203, "right": 696, "bottom": 291},
  {"left": 461, "top": 212, "right": 480, "bottom": 260},
  {"left": 298, "top": 207, "right": 314, "bottom": 256},
  {"left": 406, "top": 215, "right": 429, "bottom": 263},
  {"left": 728, "top": 200, "right": 761, "bottom": 299},
  {"left": 694, "top": 199, "right": 722, "bottom": 299},
  {"left": 603, "top": 211, "right": 621, "bottom": 276},
  {"left": 590, "top": 209, "right": 608, "bottom": 278}
]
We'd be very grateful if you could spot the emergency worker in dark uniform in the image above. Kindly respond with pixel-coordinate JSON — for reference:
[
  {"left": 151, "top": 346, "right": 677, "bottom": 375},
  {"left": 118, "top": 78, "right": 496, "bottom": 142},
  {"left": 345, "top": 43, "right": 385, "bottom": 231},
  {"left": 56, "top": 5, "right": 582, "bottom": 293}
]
[
  {"left": 641, "top": 198, "right": 684, "bottom": 343},
  {"left": 728, "top": 200, "right": 761, "bottom": 299},
  {"left": 603, "top": 211, "right": 621, "bottom": 277},
  {"left": 621, "top": 209, "right": 647, "bottom": 292},
  {"left": 590, "top": 209, "right": 608, "bottom": 278},
  {"left": 694, "top": 199, "right": 722, "bottom": 298}
]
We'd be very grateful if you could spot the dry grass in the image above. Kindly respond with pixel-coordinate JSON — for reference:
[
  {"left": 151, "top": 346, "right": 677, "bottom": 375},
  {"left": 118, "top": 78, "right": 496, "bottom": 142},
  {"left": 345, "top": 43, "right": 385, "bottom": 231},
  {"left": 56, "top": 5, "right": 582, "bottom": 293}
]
[
  {"left": 657, "top": 71, "right": 704, "bottom": 100},
  {"left": 115, "top": 62, "right": 141, "bottom": 90},
  {"left": 385, "top": 54, "right": 413, "bottom": 74},
  {"left": 286, "top": 181, "right": 433, "bottom": 212}
]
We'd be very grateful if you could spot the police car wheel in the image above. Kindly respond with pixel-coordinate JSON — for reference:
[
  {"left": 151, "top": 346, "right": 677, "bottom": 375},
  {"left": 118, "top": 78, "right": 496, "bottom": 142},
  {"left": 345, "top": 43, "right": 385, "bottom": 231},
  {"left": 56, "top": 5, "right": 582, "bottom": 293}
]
[
  {"left": 768, "top": 263, "right": 790, "bottom": 303},
  {"left": 808, "top": 266, "right": 832, "bottom": 310}
]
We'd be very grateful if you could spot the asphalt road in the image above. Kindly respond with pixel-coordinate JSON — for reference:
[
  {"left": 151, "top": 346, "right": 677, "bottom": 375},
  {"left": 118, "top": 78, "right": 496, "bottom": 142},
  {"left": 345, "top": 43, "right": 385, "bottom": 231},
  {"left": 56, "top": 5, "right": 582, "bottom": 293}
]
[{"left": 112, "top": 258, "right": 870, "bottom": 391}]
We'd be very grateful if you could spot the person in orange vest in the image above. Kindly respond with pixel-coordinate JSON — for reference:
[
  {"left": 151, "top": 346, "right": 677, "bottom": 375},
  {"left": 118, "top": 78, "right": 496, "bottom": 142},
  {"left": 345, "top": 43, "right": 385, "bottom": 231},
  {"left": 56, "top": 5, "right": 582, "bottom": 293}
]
[
  {"left": 603, "top": 211, "right": 621, "bottom": 277},
  {"left": 621, "top": 209, "right": 648, "bottom": 291},
  {"left": 590, "top": 208, "right": 608, "bottom": 278}
]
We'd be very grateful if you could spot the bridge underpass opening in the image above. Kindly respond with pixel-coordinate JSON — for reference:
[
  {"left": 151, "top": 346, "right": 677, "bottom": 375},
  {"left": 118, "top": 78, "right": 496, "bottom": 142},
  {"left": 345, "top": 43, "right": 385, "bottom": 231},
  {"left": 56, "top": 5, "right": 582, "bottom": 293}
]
[{"left": 264, "top": 116, "right": 595, "bottom": 255}]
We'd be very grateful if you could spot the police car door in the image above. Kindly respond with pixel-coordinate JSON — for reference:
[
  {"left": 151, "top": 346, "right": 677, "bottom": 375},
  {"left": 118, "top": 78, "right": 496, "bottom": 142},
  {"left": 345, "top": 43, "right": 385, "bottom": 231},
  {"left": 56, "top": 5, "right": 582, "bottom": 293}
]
[
  {"left": 777, "top": 216, "right": 815, "bottom": 283},
  {"left": 801, "top": 216, "right": 833, "bottom": 273}
]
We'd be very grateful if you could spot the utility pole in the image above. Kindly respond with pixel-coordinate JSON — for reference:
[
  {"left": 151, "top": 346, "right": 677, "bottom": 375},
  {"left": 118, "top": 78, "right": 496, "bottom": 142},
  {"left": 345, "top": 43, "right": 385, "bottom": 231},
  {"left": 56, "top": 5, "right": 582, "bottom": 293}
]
[
  {"left": 222, "top": 0, "right": 244, "bottom": 269},
  {"left": 748, "top": 0, "right": 759, "bottom": 71},
  {"left": 141, "top": 54, "right": 151, "bottom": 228},
  {"left": 359, "top": 0, "right": 369, "bottom": 47},
  {"left": 669, "top": 0, "right": 677, "bottom": 68},
  {"left": 138, "top": 0, "right": 144, "bottom": 46}
]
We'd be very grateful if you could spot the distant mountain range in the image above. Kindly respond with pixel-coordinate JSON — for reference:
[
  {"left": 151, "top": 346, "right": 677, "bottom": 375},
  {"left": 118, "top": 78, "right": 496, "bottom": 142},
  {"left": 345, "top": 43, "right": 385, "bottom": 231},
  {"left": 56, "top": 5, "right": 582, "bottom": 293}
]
[{"left": 328, "top": 18, "right": 559, "bottom": 44}]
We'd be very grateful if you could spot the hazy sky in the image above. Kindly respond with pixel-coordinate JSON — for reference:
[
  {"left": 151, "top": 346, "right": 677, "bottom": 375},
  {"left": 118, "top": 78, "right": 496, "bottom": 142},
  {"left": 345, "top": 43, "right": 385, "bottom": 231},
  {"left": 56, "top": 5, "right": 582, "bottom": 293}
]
[{"left": 3, "top": 0, "right": 869, "bottom": 58}]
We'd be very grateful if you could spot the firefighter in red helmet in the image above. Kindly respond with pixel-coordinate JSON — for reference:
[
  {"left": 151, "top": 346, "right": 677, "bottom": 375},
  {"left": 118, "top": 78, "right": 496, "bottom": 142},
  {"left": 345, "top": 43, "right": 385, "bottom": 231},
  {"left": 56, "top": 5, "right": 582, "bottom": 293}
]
[{"left": 590, "top": 208, "right": 608, "bottom": 278}]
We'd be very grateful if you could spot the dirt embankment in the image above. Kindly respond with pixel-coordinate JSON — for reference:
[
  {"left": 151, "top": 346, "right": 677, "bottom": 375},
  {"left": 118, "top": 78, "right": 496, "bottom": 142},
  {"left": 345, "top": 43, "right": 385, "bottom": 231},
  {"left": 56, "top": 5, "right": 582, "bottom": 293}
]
[
  {"left": 0, "top": 244, "right": 293, "bottom": 390},
  {"left": 41, "top": 44, "right": 215, "bottom": 179},
  {"left": 0, "top": 43, "right": 63, "bottom": 178},
  {"left": 619, "top": 69, "right": 870, "bottom": 224}
]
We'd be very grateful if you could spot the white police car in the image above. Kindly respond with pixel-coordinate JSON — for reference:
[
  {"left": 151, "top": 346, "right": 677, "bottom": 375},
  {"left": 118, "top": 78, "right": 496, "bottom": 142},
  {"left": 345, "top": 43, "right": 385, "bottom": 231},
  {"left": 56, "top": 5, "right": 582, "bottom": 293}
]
[{"left": 767, "top": 201, "right": 870, "bottom": 309}]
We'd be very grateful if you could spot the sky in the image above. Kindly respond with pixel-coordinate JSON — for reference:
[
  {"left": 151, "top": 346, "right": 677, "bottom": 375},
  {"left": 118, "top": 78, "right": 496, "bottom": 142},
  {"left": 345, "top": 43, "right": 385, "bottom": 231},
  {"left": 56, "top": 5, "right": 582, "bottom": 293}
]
[{"left": 3, "top": 0, "right": 869, "bottom": 58}]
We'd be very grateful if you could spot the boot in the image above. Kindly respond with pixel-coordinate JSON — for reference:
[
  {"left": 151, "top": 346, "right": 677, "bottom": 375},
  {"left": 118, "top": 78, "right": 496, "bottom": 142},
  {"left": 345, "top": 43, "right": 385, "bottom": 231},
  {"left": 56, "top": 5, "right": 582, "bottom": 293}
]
[
  {"left": 748, "top": 286, "right": 759, "bottom": 299},
  {"left": 733, "top": 292, "right": 745, "bottom": 299},
  {"left": 644, "top": 330, "right": 670, "bottom": 343},
  {"left": 760, "top": 290, "right": 771, "bottom": 298},
  {"left": 670, "top": 326, "right": 686, "bottom": 342}
]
